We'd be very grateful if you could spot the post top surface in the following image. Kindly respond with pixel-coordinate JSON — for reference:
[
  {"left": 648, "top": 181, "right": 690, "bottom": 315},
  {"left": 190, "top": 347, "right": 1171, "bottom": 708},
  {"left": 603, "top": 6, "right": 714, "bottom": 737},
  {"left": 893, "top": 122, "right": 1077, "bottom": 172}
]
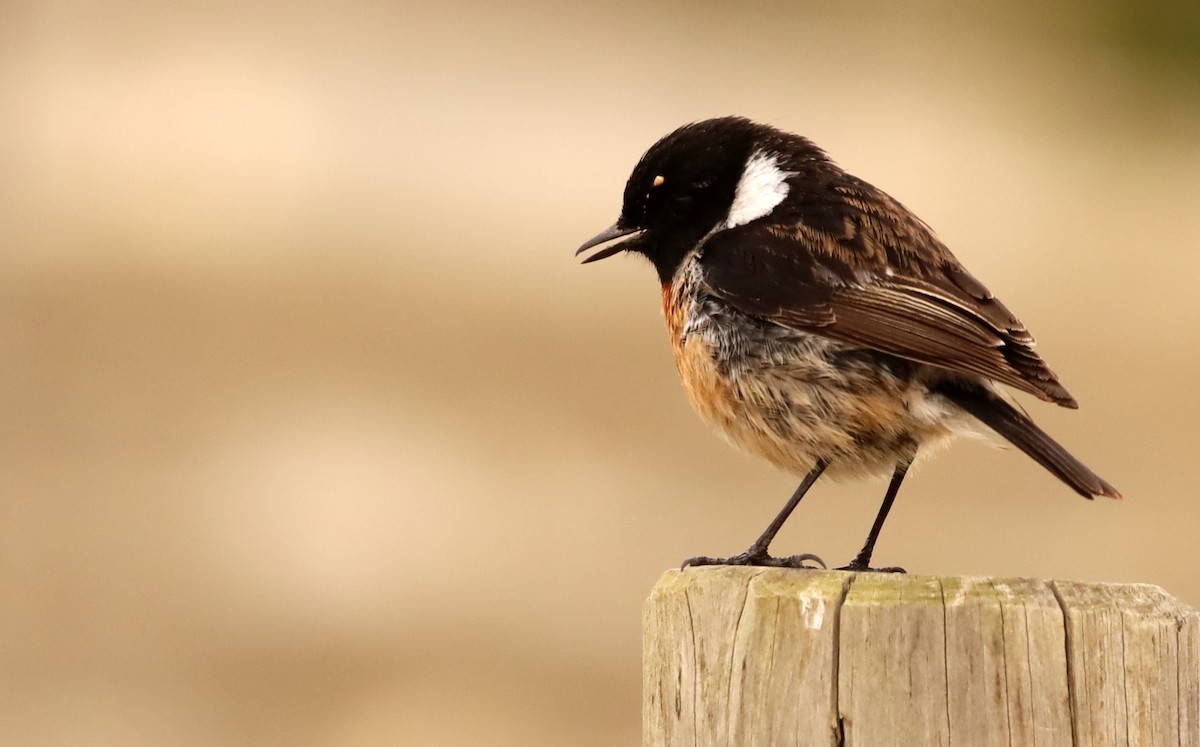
[{"left": 651, "top": 567, "right": 1197, "bottom": 620}]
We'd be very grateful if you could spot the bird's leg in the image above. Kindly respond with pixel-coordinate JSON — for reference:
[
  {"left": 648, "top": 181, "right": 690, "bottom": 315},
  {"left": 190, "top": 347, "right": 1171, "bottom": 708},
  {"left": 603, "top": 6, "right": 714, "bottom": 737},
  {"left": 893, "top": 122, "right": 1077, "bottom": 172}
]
[
  {"left": 838, "top": 457, "right": 913, "bottom": 573},
  {"left": 683, "top": 460, "right": 828, "bottom": 569}
]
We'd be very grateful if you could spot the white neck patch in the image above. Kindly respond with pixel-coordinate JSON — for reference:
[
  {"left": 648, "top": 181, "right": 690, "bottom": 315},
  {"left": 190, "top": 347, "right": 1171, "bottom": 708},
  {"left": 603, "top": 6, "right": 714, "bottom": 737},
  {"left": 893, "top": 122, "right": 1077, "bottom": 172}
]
[{"left": 723, "top": 150, "right": 791, "bottom": 230}]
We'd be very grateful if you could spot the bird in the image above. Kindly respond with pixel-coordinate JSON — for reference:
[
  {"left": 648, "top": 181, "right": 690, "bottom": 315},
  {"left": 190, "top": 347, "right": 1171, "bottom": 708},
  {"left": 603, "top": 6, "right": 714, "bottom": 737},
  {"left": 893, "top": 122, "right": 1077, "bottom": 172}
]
[{"left": 575, "top": 116, "right": 1119, "bottom": 572}]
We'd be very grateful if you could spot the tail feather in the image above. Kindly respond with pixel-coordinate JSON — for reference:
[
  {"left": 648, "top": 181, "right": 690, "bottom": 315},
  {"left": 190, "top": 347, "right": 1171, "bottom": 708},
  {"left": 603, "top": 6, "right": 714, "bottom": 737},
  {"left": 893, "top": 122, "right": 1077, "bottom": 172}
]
[{"left": 939, "top": 384, "right": 1121, "bottom": 499}]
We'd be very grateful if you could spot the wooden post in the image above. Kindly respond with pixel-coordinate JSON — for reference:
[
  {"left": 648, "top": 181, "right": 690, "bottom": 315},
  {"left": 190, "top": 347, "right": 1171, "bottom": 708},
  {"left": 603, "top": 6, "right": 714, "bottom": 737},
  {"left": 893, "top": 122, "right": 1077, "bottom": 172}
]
[{"left": 643, "top": 567, "right": 1199, "bottom": 746}]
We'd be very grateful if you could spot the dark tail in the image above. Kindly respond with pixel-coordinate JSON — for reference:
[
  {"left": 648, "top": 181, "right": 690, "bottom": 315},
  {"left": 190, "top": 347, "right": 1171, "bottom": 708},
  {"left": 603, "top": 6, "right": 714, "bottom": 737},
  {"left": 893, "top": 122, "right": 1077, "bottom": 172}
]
[{"left": 939, "top": 384, "right": 1121, "bottom": 499}]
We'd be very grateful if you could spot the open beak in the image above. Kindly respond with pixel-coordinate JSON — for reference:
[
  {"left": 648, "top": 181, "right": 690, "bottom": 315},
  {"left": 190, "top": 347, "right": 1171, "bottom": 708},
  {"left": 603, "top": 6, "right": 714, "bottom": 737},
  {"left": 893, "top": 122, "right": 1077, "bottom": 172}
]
[{"left": 575, "top": 223, "right": 645, "bottom": 264}]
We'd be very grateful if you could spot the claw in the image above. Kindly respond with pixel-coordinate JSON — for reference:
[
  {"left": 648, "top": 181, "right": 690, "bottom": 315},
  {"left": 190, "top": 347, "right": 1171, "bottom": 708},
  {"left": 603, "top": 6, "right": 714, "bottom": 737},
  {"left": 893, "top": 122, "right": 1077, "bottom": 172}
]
[
  {"left": 682, "top": 550, "right": 825, "bottom": 570},
  {"left": 836, "top": 562, "right": 906, "bottom": 574},
  {"left": 778, "top": 552, "right": 827, "bottom": 569}
]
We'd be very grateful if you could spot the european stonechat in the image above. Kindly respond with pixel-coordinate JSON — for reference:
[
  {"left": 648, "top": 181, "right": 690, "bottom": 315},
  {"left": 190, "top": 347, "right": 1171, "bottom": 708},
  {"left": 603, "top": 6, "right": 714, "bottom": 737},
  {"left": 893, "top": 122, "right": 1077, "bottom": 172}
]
[{"left": 576, "top": 117, "right": 1118, "bottom": 571}]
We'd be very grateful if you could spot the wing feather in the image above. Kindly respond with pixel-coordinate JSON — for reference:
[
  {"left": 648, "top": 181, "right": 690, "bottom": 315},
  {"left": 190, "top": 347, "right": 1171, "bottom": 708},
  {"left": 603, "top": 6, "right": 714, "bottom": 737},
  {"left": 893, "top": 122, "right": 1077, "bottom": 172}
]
[{"left": 698, "top": 171, "right": 1078, "bottom": 407}]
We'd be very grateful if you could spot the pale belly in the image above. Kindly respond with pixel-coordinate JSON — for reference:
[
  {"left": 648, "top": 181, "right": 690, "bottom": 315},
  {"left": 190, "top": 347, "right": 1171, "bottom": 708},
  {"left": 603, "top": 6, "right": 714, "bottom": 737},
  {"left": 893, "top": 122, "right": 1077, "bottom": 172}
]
[{"left": 663, "top": 281, "right": 970, "bottom": 479}]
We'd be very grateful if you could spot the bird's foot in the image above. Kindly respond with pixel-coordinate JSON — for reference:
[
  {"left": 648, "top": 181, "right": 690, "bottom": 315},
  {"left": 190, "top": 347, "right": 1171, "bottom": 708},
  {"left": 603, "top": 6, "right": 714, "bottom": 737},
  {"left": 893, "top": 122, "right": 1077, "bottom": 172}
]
[
  {"left": 682, "top": 548, "right": 826, "bottom": 570},
  {"left": 835, "top": 559, "right": 906, "bottom": 574},
  {"left": 834, "top": 547, "right": 906, "bottom": 573}
]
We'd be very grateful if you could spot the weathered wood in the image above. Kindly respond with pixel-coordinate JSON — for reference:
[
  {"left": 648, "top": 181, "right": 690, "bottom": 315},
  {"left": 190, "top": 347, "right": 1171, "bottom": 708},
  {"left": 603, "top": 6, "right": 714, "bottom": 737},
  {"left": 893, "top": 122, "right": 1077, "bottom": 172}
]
[
  {"left": 837, "top": 574, "right": 949, "bottom": 744},
  {"left": 1054, "top": 580, "right": 1193, "bottom": 746},
  {"left": 644, "top": 568, "right": 1199, "bottom": 747}
]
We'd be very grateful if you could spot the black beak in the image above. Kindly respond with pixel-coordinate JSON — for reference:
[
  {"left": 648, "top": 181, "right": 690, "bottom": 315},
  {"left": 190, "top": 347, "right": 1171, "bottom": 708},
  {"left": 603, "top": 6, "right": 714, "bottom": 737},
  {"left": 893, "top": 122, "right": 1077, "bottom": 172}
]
[{"left": 575, "top": 223, "right": 645, "bottom": 264}]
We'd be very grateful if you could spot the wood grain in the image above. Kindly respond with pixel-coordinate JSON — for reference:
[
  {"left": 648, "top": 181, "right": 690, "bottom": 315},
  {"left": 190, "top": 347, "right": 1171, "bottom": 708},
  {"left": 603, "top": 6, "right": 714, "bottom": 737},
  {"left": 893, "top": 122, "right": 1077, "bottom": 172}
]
[{"left": 644, "top": 568, "right": 1198, "bottom": 746}]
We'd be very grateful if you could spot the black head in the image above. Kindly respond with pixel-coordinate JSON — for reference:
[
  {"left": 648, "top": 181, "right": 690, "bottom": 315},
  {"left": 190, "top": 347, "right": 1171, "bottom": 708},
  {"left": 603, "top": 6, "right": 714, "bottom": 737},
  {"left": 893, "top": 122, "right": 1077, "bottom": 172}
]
[{"left": 576, "top": 117, "right": 818, "bottom": 282}]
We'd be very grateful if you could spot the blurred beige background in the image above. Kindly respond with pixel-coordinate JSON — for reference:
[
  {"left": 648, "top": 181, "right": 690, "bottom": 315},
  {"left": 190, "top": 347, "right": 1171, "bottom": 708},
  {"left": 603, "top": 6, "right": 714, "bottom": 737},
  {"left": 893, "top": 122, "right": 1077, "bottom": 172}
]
[{"left": 2, "top": 1, "right": 1198, "bottom": 744}]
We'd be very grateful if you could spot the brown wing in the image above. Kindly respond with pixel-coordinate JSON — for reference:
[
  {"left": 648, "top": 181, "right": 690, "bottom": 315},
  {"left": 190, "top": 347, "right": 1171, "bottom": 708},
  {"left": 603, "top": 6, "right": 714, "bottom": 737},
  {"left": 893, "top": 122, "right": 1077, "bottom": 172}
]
[{"left": 698, "top": 173, "right": 1078, "bottom": 407}]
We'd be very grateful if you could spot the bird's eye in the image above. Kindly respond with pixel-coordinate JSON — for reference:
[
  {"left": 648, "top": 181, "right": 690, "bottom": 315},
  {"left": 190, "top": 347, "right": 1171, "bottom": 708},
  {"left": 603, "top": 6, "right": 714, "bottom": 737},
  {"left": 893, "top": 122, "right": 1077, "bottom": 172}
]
[{"left": 652, "top": 175, "right": 665, "bottom": 187}]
